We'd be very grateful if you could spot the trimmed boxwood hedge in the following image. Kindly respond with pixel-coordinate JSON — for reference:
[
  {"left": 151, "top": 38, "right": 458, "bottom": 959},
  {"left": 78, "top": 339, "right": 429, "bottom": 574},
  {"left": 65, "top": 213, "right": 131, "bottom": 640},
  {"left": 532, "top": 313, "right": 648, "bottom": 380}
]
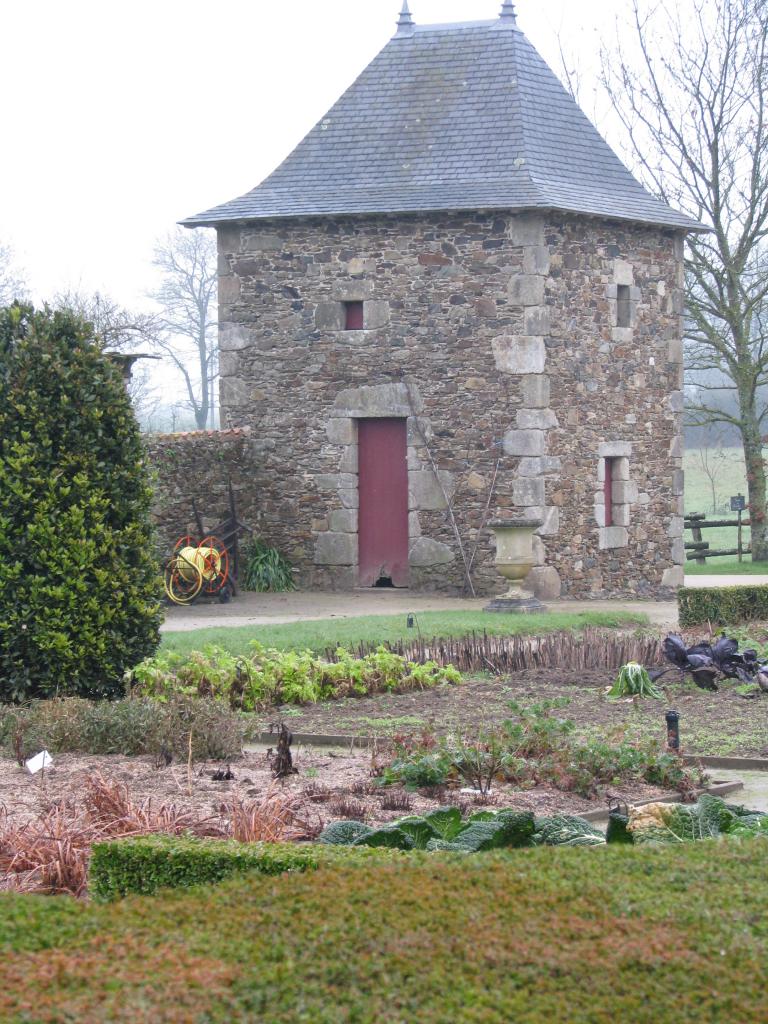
[
  {"left": 678, "top": 584, "right": 768, "bottom": 626},
  {"left": 3, "top": 842, "right": 768, "bottom": 1021},
  {"left": 90, "top": 835, "right": 401, "bottom": 901}
]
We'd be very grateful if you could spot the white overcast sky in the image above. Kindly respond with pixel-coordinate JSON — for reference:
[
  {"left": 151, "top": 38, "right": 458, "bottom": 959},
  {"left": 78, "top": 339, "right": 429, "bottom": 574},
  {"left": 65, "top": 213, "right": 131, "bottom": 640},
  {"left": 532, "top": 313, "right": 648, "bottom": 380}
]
[{"left": 0, "top": 0, "right": 632, "bottom": 313}]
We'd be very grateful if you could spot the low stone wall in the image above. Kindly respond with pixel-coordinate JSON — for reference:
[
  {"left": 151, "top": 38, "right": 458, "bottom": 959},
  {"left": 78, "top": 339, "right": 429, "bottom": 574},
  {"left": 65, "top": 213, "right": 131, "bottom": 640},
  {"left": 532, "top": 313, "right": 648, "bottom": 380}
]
[{"left": 145, "top": 428, "right": 261, "bottom": 556}]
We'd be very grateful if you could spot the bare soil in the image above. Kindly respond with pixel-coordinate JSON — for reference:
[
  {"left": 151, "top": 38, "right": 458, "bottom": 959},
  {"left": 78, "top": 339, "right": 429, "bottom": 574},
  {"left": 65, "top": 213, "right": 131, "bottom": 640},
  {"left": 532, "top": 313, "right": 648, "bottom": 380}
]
[
  {"left": 265, "top": 667, "right": 768, "bottom": 759},
  {"left": 0, "top": 746, "right": 672, "bottom": 836}
]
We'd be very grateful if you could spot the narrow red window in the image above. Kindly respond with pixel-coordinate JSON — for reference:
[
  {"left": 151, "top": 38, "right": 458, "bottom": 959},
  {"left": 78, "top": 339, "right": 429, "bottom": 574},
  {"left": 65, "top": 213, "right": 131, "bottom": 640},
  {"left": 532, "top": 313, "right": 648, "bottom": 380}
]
[
  {"left": 616, "top": 285, "right": 631, "bottom": 328},
  {"left": 344, "top": 301, "right": 364, "bottom": 330},
  {"left": 604, "top": 458, "right": 615, "bottom": 527}
]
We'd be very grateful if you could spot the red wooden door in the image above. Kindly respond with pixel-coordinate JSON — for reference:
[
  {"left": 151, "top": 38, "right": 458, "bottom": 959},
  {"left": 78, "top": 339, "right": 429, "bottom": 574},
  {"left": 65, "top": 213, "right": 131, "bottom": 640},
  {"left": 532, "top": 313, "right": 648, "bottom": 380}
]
[{"left": 358, "top": 418, "right": 409, "bottom": 587}]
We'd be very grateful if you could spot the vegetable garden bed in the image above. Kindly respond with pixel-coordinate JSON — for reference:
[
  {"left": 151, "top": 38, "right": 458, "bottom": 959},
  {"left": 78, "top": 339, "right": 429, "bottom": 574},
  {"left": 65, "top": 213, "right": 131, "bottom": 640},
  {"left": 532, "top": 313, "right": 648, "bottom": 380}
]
[{"left": 258, "top": 665, "right": 768, "bottom": 758}]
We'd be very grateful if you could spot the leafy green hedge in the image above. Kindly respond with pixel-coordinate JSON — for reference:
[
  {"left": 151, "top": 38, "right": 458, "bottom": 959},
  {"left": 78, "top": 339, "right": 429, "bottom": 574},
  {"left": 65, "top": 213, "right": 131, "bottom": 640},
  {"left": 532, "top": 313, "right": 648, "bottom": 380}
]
[
  {"left": 678, "top": 585, "right": 768, "bottom": 626},
  {"left": 90, "top": 834, "right": 400, "bottom": 901},
  {"left": 4, "top": 842, "right": 768, "bottom": 1021},
  {"left": 129, "top": 643, "right": 461, "bottom": 710}
]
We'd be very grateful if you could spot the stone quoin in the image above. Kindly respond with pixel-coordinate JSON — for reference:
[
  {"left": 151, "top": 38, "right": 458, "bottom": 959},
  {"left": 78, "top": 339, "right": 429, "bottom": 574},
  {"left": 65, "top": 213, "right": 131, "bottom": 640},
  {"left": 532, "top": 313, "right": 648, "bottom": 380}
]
[{"left": 174, "top": 2, "right": 703, "bottom": 599}]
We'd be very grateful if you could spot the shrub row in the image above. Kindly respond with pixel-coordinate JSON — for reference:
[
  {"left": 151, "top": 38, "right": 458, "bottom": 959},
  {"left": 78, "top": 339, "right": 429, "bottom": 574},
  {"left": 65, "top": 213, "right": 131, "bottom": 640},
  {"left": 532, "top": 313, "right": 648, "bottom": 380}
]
[
  {"left": 129, "top": 642, "right": 461, "bottom": 710},
  {"left": 0, "top": 696, "right": 244, "bottom": 762},
  {"left": 678, "top": 584, "right": 768, "bottom": 626},
  {"left": 3, "top": 843, "right": 768, "bottom": 1021},
  {"left": 90, "top": 834, "right": 400, "bottom": 901}
]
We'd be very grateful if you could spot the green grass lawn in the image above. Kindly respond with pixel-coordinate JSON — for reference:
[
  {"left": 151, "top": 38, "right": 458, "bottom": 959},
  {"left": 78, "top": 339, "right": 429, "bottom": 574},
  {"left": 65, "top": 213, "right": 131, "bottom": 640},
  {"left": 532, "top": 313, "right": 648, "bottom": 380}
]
[
  {"left": 685, "top": 558, "right": 768, "bottom": 575},
  {"left": 160, "top": 609, "right": 649, "bottom": 658},
  {"left": 684, "top": 446, "right": 754, "bottom": 571},
  {"left": 2, "top": 843, "right": 767, "bottom": 1021}
]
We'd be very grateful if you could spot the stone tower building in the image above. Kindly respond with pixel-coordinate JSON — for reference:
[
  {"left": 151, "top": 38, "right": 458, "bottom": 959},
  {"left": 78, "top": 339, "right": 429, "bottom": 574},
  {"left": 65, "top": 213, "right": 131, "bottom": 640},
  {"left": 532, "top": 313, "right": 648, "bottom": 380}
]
[{"left": 182, "top": 2, "right": 701, "bottom": 599}]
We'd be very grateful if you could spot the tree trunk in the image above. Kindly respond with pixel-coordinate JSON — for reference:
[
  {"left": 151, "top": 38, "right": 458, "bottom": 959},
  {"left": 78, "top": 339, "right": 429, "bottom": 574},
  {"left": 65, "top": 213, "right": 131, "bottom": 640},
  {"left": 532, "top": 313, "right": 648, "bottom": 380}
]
[
  {"left": 195, "top": 325, "right": 209, "bottom": 430},
  {"left": 741, "top": 405, "right": 768, "bottom": 561}
]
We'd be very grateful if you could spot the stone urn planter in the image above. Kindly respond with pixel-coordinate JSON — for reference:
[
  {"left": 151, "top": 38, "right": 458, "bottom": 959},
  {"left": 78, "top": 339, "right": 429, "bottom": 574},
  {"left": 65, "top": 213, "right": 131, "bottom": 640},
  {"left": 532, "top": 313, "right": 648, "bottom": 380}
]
[{"left": 484, "top": 519, "right": 547, "bottom": 614}]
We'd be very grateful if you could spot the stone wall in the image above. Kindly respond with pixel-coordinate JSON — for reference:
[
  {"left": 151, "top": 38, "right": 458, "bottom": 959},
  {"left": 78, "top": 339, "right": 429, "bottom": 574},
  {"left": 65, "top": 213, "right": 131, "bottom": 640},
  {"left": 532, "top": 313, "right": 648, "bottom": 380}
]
[
  {"left": 213, "top": 210, "right": 685, "bottom": 598},
  {"left": 145, "top": 428, "right": 262, "bottom": 555}
]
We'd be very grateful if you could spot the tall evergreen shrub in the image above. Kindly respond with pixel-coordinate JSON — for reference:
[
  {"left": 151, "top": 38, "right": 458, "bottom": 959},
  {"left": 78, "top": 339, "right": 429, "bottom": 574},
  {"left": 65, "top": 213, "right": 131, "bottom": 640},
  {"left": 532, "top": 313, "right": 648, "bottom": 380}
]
[{"left": 0, "top": 305, "right": 161, "bottom": 700}]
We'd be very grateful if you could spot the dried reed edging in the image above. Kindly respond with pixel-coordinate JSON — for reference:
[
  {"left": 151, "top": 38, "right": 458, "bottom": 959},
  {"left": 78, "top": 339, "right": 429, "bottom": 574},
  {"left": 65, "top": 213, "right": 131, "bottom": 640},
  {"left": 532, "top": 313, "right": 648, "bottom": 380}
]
[{"left": 324, "top": 629, "right": 664, "bottom": 676}]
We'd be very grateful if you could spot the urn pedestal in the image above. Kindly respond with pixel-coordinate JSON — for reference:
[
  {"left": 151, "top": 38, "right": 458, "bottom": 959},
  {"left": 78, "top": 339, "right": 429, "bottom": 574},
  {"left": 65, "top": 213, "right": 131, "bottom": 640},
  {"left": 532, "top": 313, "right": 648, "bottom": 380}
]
[{"left": 484, "top": 520, "right": 547, "bottom": 614}]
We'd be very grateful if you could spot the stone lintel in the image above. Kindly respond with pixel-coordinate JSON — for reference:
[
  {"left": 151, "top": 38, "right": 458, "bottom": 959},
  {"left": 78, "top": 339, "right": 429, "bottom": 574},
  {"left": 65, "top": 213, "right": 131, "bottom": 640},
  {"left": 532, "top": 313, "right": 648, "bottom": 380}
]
[
  {"left": 331, "top": 281, "right": 375, "bottom": 302},
  {"left": 613, "top": 260, "right": 634, "bottom": 286},
  {"left": 598, "top": 441, "right": 632, "bottom": 458}
]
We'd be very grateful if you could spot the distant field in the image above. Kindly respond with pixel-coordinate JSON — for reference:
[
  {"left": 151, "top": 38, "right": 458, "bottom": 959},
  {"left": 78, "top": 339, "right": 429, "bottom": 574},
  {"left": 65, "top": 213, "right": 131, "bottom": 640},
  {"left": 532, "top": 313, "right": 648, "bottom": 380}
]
[{"left": 684, "top": 445, "right": 753, "bottom": 571}]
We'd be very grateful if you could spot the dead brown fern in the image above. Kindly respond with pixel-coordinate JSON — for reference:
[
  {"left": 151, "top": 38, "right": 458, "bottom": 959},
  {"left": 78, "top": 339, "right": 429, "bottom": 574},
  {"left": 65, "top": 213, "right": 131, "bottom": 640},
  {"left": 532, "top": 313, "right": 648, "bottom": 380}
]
[{"left": 0, "top": 773, "right": 318, "bottom": 898}]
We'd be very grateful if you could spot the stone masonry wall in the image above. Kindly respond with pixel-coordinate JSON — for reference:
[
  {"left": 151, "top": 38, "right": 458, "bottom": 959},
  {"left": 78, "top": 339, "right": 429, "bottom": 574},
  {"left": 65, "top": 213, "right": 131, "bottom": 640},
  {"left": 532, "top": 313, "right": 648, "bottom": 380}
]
[
  {"left": 145, "top": 428, "right": 263, "bottom": 556},
  {"left": 213, "top": 211, "right": 685, "bottom": 598}
]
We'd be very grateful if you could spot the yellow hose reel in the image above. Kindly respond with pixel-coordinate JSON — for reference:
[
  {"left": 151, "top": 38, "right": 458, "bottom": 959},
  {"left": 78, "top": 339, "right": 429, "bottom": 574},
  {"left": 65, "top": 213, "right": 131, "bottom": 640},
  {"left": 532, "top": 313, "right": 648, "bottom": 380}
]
[{"left": 164, "top": 535, "right": 230, "bottom": 605}]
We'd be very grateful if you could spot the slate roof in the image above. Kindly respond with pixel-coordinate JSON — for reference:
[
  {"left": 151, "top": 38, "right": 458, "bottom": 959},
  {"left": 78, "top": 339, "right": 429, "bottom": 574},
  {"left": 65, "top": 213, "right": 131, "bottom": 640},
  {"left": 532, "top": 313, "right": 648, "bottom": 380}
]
[{"left": 181, "top": 13, "right": 702, "bottom": 231}]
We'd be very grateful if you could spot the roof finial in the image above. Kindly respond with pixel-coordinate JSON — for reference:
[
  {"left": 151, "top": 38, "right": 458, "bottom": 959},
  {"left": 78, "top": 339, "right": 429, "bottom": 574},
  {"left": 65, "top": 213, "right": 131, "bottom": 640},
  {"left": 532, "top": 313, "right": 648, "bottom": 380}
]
[
  {"left": 499, "top": 1, "right": 517, "bottom": 22},
  {"left": 397, "top": 1, "right": 414, "bottom": 32}
]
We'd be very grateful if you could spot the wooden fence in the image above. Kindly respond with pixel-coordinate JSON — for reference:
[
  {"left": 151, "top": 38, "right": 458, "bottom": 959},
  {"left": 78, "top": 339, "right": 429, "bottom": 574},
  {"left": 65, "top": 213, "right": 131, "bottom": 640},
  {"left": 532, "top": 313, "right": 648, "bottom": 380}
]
[{"left": 684, "top": 512, "right": 750, "bottom": 564}]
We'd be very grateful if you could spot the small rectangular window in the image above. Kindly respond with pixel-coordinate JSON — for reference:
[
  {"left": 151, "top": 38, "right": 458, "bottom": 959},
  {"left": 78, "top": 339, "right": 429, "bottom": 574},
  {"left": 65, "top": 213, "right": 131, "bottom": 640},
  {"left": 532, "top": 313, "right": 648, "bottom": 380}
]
[
  {"left": 616, "top": 285, "right": 631, "bottom": 328},
  {"left": 604, "top": 458, "right": 615, "bottom": 526},
  {"left": 344, "top": 301, "right": 364, "bottom": 331}
]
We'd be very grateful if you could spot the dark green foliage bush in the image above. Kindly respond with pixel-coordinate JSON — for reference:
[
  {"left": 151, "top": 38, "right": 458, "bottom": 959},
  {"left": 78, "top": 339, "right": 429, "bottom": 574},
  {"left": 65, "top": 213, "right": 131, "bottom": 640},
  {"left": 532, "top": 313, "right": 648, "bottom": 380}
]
[
  {"left": 90, "top": 834, "right": 398, "bottom": 901},
  {"left": 678, "top": 585, "right": 768, "bottom": 626},
  {"left": 0, "top": 696, "right": 243, "bottom": 761},
  {"left": 0, "top": 305, "right": 161, "bottom": 700},
  {"left": 242, "top": 538, "right": 296, "bottom": 592}
]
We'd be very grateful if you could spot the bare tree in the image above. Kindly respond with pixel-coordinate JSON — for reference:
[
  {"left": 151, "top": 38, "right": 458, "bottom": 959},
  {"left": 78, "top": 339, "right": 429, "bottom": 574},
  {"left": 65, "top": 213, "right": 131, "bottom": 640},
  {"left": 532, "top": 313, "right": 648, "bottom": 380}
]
[
  {"left": 0, "top": 241, "right": 27, "bottom": 306},
  {"left": 600, "top": 0, "right": 768, "bottom": 558},
  {"left": 53, "top": 288, "right": 157, "bottom": 352},
  {"left": 150, "top": 228, "right": 218, "bottom": 430},
  {"left": 695, "top": 436, "right": 729, "bottom": 513},
  {"left": 52, "top": 289, "right": 160, "bottom": 426}
]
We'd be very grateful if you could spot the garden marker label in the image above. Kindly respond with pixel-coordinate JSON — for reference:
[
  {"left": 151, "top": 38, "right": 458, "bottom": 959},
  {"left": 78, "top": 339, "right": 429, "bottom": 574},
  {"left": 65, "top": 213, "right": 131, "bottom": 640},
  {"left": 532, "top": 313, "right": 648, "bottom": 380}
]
[{"left": 25, "top": 751, "right": 53, "bottom": 775}]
